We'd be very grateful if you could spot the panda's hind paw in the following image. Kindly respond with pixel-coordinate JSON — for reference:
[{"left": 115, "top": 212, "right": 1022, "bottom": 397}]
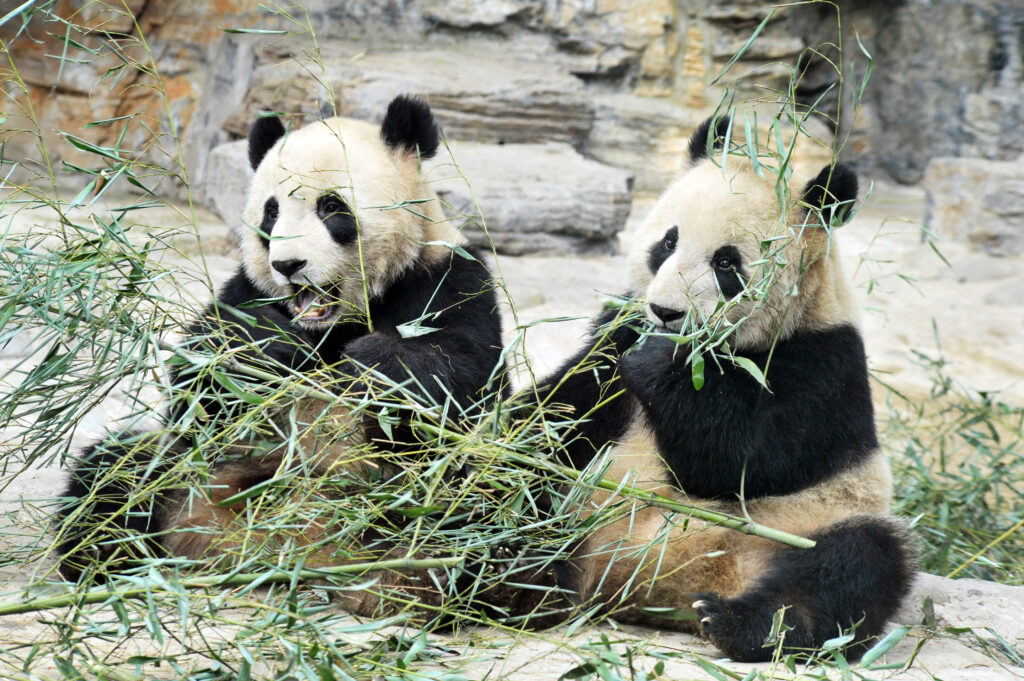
[
  {"left": 693, "top": 591, "right": 772, "bottom": 662},
  {"left": 693, "top": 592, "right": 732, "bottom": 639}
]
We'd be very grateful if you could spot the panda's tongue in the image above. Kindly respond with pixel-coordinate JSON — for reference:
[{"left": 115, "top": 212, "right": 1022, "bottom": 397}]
[{"left": 293, "top": 289, "right": 330, "bottom": 321}]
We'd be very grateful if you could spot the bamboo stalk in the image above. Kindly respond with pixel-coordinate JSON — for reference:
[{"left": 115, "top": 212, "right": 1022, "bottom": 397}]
[
  {"left": 528, "top": 454, "right": 816, "bottom": 549},
  {"left": 0, "top": 557, "right": 461, "bottom": 617}
]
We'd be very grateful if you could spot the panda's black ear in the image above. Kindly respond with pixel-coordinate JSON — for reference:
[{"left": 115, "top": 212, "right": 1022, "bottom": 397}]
[
  {"left": 801, "top": 163, "right": 859, "bottom": 226},
  {"left": 688, "top": 115, "right": 731, "bottom": 163},
  {"left": 248, "top": 113, "right": 286, "bottom": 171},
  {"left": 381, "top": 95, "right": 439, "bottom": 160}
]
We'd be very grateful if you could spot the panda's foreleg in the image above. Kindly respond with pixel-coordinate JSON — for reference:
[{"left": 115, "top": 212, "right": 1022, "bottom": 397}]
[
  {"left": 693, "top": 514, "right": 916, "bottom": 662},
  {"left": 56, "top": 431, "right": 183, "bottom": 581}
]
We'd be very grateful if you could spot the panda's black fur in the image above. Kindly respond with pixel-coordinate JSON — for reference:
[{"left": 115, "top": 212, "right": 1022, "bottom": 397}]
[
  {"left": 534, "top": 117, "right": 915, "bottom": 661},
  {"left": 56, "top": 96, "right": 505, "bottom": 582}
]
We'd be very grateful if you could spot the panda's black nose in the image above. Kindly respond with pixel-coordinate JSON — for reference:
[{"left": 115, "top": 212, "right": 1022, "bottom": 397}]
[
  {"left": 272, "top": 259, "right": 307, "bottom": 278},
  {"left": 649, "top": 303, "right": 685, "bottom": 324}
]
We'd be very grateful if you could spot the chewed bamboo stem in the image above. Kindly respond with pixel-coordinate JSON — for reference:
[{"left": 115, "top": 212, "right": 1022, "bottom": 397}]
[{"left": 0, "top": 556, "right": 461, "bottom": 617}]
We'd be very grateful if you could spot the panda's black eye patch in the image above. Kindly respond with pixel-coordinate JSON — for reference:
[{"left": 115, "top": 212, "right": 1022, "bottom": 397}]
[
  {"left": 647, "top": 226, "right": 679, "bottom": 274},
  {"left": 316, "top": 192, "right": 357, "bottom": 245},
  {"left": 711, "top": 245, "right": 745, "bottom": 298},
  {"left": 259, "top": 197, "right": 279, "bottom": 248}
]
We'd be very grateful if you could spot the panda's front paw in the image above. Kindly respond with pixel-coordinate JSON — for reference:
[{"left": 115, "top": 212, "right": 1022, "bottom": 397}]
[
  {"left": 344, "top": 330, "right": 401, "bottom": 368},
  {"left": 620, "top": 335, "right": 679, "bottom": 388}
]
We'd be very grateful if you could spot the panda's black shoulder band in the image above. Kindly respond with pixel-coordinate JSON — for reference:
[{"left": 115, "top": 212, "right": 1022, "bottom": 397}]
[
  {"left": 248, "top": 112, "right": 286, "bottom": 171},
  {"left": 381, "top": 95, "right": 439, "bottom": 160},
  {"left": 688, "top": 114, "right": 731, "bottom": 163}
]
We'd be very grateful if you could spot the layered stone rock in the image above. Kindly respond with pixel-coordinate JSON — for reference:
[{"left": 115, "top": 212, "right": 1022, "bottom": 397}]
[
  {"left": 923, "top": 156, "right": 1024, "bottom": 257},
  {"left": 223, "top": 48, "right": 595, "bottom": 149},
  {"left": 428, "top": 142, "right": 634, "bottom": 255}
]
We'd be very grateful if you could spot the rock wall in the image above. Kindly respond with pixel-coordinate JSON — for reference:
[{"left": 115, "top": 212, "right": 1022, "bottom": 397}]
[{"left": 3, "top": 0, "right": 1023, "bottom": 252}]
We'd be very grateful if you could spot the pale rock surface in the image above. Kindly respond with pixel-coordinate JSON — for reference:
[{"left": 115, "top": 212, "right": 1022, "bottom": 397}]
[
  {"left": 924, "top": 156, "right": 1024, "bottom": 256},
  {"left": 223, "top": 47, "right": 595, "bottom": 148},
  {"left": 429, "top": 141, "right": 634, "bottom": 254},
  {"left": 202, "top": 139, "right": 251, "bottom": 242}
]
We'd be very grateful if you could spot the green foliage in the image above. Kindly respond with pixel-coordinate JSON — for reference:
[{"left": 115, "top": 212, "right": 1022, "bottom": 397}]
[{"left": 885, "top": 349, "right": 1024, "bottom": 585}]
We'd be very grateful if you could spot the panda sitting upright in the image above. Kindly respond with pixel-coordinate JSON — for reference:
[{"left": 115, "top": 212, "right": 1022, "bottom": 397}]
[
  {"left": 535, "top": 116, "right": 916, "bottom": 661},
  {"left": 56, "top": 95, "right": 505, "bottom": 583}
]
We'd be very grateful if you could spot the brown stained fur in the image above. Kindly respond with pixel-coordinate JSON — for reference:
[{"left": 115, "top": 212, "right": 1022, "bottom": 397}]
[
  {"left": 572, "top": 421, "right": 893, "bottom": 630},
  {"left": 154, "top": 397, "right": 457, "bottom": 618}
]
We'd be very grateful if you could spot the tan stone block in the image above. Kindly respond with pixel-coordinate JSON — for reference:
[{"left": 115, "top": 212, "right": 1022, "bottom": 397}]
[{"left": 680, "top": 25, "right": 706, "bottom": 79}]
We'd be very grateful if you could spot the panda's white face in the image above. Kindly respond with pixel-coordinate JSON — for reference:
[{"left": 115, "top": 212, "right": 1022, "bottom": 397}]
[
  {"left": 240, "top": 116, "right": 456, "bottom": 330},
  {"left": 627, "top": 159, "right": 844, "bottom": 351}
]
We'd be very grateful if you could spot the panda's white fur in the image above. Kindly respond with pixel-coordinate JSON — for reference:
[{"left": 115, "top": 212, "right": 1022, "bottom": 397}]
[
  {"left": 239, "top": 116, "right": 459, "bottom": 325},
  {"left": 535, "top": 117, "right": 915, "bottom": 661},
  {"left": 626, "top": 160, "right": 858, "bottom": 351}
]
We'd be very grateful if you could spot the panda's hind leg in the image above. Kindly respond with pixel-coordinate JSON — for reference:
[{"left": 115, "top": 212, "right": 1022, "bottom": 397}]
[{"left": 693, "top": 515, "right": 916, "bottom": 662}]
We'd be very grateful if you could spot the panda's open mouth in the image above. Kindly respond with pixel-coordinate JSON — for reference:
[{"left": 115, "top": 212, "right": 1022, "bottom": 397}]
[{"left": 291, "top": 284, "right": 344, "bottom": 325}]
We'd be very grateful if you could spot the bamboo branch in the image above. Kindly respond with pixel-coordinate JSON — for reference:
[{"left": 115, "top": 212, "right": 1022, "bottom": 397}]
[
  {"left": 0, "top": 557, "right": 462, "bottom": 617},
  {"left": 504, "top": 449, "right": 816, "bottom": 549}
]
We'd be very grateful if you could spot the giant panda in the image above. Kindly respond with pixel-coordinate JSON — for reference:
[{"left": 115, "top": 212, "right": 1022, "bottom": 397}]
[
  {"left": 532, "top": 116, "right": 916, "bottom": 661},
  {"left": 56, "top": 96, "right": 506, "bottom": 597}
]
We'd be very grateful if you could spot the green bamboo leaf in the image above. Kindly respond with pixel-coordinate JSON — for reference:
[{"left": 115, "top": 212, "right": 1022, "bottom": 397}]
[
  {"left": 710, "top": 10, "right": 774, "bottom": 85},
  {"left": 691, "top": 352, "right": 705, "bottom": 390},
  {"left": 423, "top": 240, "right": 476, "bottom": 260},
  {"left": 860, "top": 626, "right": 910, "bottom": 666},
  {"left": 0, "top": 0, "right": 33, "bottom": 29},
  {"left": 732, "top": 356, "right": 767, "bottom": 388},
  {"left": 210, "top": 368, "right": 263, "bottom": 405},
  {"left": 396, "top": 323, "right": 440, "bottom": 338}
]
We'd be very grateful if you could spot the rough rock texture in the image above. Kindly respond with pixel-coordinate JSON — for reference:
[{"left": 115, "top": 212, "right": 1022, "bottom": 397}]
[
  {"left": 923, "top": 156, "right": 1024, "bottom": 256},
  {"left": 222, "top": 48, "right": 596, "bottom": 148},
  {"left": 584, "top": 94, "right": 697, "bottom": 192},
  {"left": 201, "top": 140, "right": 251, "bottom": 241},
  {"left": 864, "top": 0, "right": 1024, "bottom": 183},
  {"left": 429, "top": 142, "right": 634, "bottom": 254}
]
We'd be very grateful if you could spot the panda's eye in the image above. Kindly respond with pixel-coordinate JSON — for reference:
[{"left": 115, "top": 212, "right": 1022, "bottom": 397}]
[
  {"left": 317, "top": 192, "right": 357, "bottom": 245},
  {"left": 259, "top": 198, "right": 279, "bottom": 248},
  {"left": 714, "top": 256, "right": 734, "bottom": 271},
  {"left": 647, "top": 225, "right": 679, "bottom": 274},
  {"left": 711, "top": 245, "right": 745, "bottom": 298},
  {"left": 317, "top": 193, "right": 347, "bottom": 219},
  {"left": 663, "top": 226, "right": 678, "bottom": 251}
]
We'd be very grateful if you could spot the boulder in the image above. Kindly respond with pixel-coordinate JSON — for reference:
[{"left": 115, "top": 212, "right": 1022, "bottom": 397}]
[
  {"left": 223, "top": 48, "right": 595, "bottom": 148},
  {"left": 923, "top": 156, "right": 1024, "bottom": 256},
  {"left": 584, "top": 94, "right": 696, "bottom": 193},
  {"left": 201, "top": 140, "right": 251, "bottom": 242},
  {"left": 429, "top": 142, "right": 634, "bottom": 255}
]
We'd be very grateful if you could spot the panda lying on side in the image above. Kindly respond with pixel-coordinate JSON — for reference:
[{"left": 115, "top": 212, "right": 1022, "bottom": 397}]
[
  {"left": 536, "top": 117, "right": 916, "bottom": 661},
  {"left": 56, "top": 96, "right": 504, "bottom": 586}
]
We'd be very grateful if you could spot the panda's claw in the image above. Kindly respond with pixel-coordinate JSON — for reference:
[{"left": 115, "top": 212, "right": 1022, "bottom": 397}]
[{"left": 692, "top": 599, "right": 708, "bottom": 611}]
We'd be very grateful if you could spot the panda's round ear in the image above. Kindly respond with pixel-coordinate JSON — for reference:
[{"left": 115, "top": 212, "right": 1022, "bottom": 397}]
[
  {"left": 688, "top": 115, "right": 731, "bottom": 164},
  {"left": 248, "top": 112, "right": 286, "bottom": 171},
  {"left": 800, "top": 163, "right": 859, "bottom": 226},
  {"left": 381, "top": 95, "right": 439, "bottom": 160}
]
